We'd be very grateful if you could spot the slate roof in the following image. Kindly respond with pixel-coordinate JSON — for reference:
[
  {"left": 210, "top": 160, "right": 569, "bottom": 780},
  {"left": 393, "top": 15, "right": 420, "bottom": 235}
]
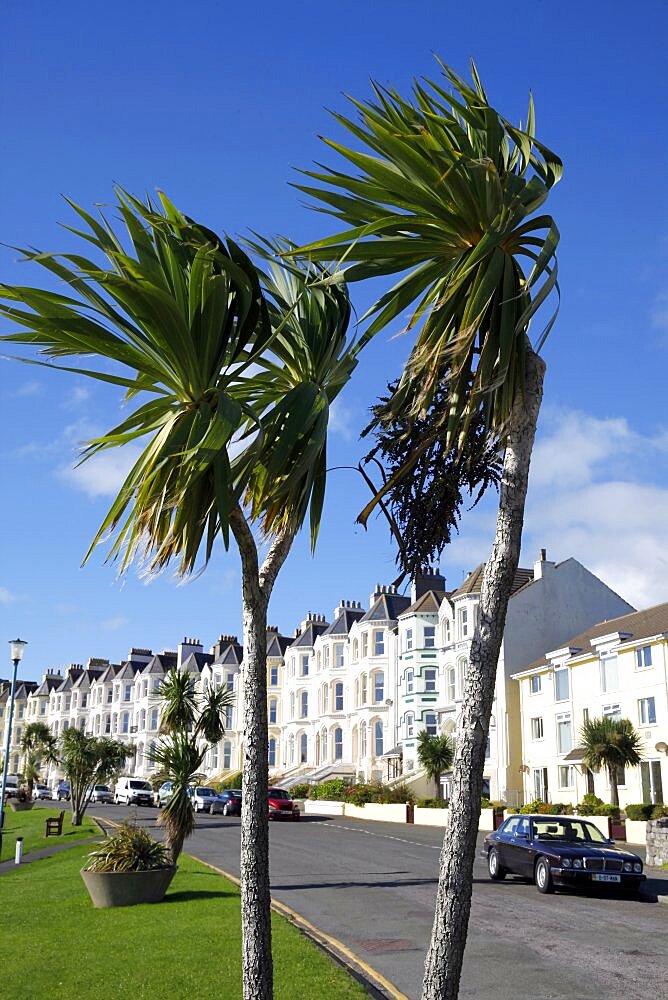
[
  {"left": 183, "top": 651, "right": 214, "bottom": 673},
  {"left": 267, "top": 631, "right": 291, "bottom": 658},
  {"left": 322, "top": 607, "right": 366, "bottom": 637},
  {"left": 115, "top": 661, "right": 144, "bottom": 680},
  {"left": 32, "top": 675, "right": 65, "bottom": 696},
  {"left": 451, "top": 564, "right": 534, "bottom": 598},
  {"left": 399, "top": 590, "right": 448, "bottom": 618},
  {"left": 515, "top": 601, "right": 668, "bottom": 675},
  {"left": 214, "top": 643, "right": 243, "bottom": 667},
  {"left": 288, "top": 621, "right": 329, "bottom": 650},
  {"left": 359, "top": 592, "right": 411, "bottom": 624},
  {"left": 143, "top": 652, "right": 178, "bottom": 675}
]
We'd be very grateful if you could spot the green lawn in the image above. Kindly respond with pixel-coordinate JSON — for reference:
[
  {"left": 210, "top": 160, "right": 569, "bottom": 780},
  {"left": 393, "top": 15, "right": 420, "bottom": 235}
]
[
  {"left": 0, "top": 805, "right": 98, "bottom": 862},
  {"left": 0, "top": 845, "right": 368, "bottom": 1000}
]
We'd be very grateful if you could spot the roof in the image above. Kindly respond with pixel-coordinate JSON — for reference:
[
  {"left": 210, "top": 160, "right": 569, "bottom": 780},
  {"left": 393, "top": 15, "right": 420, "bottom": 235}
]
[
  {"left": 215, "top": 644, "right": 243, "bottom": 667},
  {"left": 182, "top": 651, "right": 214, "bottom": 672},
  {"left": 323, "top": 607, "right": 366, "bottom": 637},
  {"left": 288, "top": 621, "right": 329, "bottom": 649},
  {"left": 267, "top": 632, "right": 291, "bottom": 658},
  {"left": 451, "top": 564, "right": 533, "bottom": 598},
  {"left": 399, "top": 590, "right": 448, "bottom": 617},
  {"left": 516, "top": 601, "right": 668, "bottom": 675},
  {"left": 144, "top": 652, "right": 178, "bottom": 675},
  {"left": 32, "top": 675, "right": 65, "bottom": 696},
  {"left": 359, "top": 592, "right": 411, "bottom": 624},
  {"left": 563, "top": 747, "right": 585, "bottom": 762}
]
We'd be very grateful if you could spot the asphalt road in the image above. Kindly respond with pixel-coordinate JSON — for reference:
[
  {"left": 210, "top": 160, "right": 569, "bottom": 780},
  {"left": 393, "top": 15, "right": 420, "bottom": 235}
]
[{"left": 90, "top": 803, "right": 668, "bottom": 1000}]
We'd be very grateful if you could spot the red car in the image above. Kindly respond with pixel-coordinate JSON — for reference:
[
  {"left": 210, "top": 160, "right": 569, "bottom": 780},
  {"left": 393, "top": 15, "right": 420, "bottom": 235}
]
[{"left": 268, "top": 787, "right": 300, "bottom": 821}]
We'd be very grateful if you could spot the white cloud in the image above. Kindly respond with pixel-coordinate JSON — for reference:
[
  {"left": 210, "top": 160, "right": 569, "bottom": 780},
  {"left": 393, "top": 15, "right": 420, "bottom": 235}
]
[
  {"left": 62, "top": 385, "right": 92, "bottom": 409},
  {"left": 59, "top": 444, "right": 144, "bottom": 499},
  {"left": 329, "top": 398, "right": 357, "bottom": 440},
  {"left": 10, "top": 379, "right": 42, "bottom": 399},
  {"left": 0, "top": 586, "right": 16, "bottom": 604},
  {"left": 100, "top": 616, "right": 129, "bottom": 632},
  {"left": 651, "top": 291, "right": 668, "bottom": 332}
]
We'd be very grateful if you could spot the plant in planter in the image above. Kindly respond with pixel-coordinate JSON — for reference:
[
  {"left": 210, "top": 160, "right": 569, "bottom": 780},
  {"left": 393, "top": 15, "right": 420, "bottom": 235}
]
[
  {"left": 8, "top": 786, "right": 34, "bottom": 811},
  {"left": 81, "top": 822, "right": 175, "bottom": 908}
]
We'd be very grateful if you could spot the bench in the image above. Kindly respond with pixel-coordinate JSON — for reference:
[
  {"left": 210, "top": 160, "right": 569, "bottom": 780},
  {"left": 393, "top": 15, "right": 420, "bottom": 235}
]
[{"left": 45, "top": 810, "right": 65, "bottom": 837}]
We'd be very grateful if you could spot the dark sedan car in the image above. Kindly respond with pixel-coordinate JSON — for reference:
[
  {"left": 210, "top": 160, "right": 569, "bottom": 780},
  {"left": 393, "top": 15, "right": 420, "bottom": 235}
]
[
  {"left": 482, "top": 814, "right": 645, "bottom": 894},
  {"left": 217, "top": 789, "right": 242, "bottom": 816}
]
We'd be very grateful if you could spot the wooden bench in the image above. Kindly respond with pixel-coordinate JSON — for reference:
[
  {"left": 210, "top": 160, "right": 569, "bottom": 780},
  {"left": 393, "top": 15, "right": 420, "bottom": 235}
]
[{"left": 45, "top": 810, "right": 65, "bottom": 837}]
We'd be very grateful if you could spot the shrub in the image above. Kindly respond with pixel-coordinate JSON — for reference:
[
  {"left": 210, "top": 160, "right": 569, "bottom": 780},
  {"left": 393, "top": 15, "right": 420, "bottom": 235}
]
[
  {"left": 289, "top": 783, "right": 310, "bottom": 799},
  {"left": 378, "top": 783, "right": 416, "bottom": 805},
  {"left": 651, "top": 803, "right": 668, "bottom": 820},
  {"left": 519, "top": 799, "right": 545, "bottom": 814},
  {"left": 85, "top": 823, "right": 170, "bottom": 872},
  {"left": 16, "top": 786, "right": 32, "bottom": 803},
  {"left": 309, "top": 778, "right": 350, "bottom": 801},
  {"left": 417, "top": 797, "right": 449, "bottom": 809},
  {"left": 624, "top": 803, "right": 655, "bottom": 822},
  {"left": 216, "top": 771, "right": 242, "bottom": 792},
  {"left": 345, "top": 782, "right": 381, "bottom": 806},
  {"left": 576, "top": 793, "right": 607, "bottom": 816},
  {"left": 481, "top": 799, "right": 506, "bottom": 810}
]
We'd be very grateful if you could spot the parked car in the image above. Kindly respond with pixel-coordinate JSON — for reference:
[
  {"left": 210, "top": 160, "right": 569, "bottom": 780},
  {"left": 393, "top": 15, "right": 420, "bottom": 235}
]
[
  {"left": 217, "top": 789, "right": 242, "bottom": 816},
  {"left": 56, "top": 780, "right": 71, "bottom": 801},
  {"left": 114, "top": 777, "right": 154, "bottom": 806},
  {"left": 4, "top": 775, "right": 21, "bottom": 799},
  {"left": 88, "top": 784, "right": 113, "bottom": 804},
  {"left": 192, "top": 786, "right": 221, "bottom": 813},
  {"left": 482, "top": 814, "right": 645, "bottom": 894},
  {"left": 155, "top": 781, "right": 174, "bottom": 807},
  {"left": 268, "top": 787, "right": 300, "bottom": 821},
  {"left": 32, "top": 783, "right": 52, "bottom": 801}
]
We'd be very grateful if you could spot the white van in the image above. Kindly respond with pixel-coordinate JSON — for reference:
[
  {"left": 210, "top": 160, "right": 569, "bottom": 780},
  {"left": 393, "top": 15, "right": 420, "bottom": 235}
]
[
  {"left": 114, "top": 776, "right": 154, "bottom": 806},
  {"left": 4, "top": 775, "right": 20, "bottom": 798}
]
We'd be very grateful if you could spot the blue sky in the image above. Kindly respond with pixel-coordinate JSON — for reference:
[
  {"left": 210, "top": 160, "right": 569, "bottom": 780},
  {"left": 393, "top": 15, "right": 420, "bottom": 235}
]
[{"left": 2, "top": 1, "right": 667, "bottom": 681}]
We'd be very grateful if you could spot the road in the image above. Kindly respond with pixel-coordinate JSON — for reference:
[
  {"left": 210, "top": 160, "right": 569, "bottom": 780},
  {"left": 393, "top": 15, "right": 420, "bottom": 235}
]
[{"left": 91, "top": 803, "right": 668, "bottom": 1000}]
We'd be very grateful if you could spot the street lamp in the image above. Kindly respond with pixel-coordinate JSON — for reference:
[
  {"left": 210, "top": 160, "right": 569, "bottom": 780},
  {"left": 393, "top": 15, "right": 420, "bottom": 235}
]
[{"left": 0, "top": 639, "right": 28, "bottom": 857}]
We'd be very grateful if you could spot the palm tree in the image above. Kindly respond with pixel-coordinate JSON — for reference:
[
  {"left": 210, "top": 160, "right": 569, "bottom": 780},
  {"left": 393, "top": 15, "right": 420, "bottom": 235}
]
[
  {"left": 0, "top": 196, "right": 358, "bottom": 1000},
  {"left": 20, "top": 721, "right": 58, "bottom": 796},
  {"left": 417, "top": 730, "right": 455, "bottom": 799},
  {"left": 581, "top": 717, "right": 643, "bottom": 808},
  {"left": 60, "top": 729, "right": 131, "bottom": 825},
  {"left": 293, "top": 61, "right": 561, "bottom": 1000},
  {"left": 153, "top": 666, "right": 234, "bottom": 863}
]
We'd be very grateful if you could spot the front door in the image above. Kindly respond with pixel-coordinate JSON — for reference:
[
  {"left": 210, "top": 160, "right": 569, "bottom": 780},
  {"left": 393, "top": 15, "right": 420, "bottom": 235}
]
[{"left": 641, "top": 760, "right": 664, "bottom": 804}]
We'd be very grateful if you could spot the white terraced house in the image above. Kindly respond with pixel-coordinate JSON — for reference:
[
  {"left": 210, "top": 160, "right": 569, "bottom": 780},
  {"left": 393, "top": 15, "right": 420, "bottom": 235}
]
[{"left": 7, "top": 551, "right": 661, "bottom": 809}]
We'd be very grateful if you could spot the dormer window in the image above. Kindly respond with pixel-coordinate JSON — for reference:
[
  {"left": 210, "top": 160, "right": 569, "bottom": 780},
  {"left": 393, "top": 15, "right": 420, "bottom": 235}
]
[{"left": 530, "top": 675, "right": 542, "bottom": 695}]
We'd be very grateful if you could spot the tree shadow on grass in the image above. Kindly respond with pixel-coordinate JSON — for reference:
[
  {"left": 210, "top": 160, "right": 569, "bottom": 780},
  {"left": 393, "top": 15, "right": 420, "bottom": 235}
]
[{"left": 164, "top": 889, "right": 234, "bottom": 903}]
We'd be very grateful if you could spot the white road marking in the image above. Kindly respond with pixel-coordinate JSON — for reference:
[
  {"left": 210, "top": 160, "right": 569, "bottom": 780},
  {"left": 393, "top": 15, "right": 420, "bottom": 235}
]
[{"left": 326, "top": 822, "right": 441, "bottom": 850}]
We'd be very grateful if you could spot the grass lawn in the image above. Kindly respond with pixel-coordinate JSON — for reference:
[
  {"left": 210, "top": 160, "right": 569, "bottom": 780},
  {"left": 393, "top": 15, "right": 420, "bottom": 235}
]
[
  {"left": 0, "top": 844, "right": 369, "bottom": 1000},
  {"left": 0, "top": 805, "right": 98, "bottom": 862}
]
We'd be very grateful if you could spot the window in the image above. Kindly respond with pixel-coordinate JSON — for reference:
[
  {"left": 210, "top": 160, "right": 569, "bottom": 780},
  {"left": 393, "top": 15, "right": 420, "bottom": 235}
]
[
  {"left": 443, "top": 619, "right": 451, "bottom": 644},
  {"left": 533, "top": 767, "right": 548, "bottom": 801},
  {"left": 334, "top": 643, "right": 345, "bottom": 668},
  {"left": 104, "top": 716, "right": 111, "bottom": 734},
  {"left": 406, "top": 628, "right": 413, "bottom": 651},
  {"left": 290, "top": 693, "right": 295, "bottom": 718},
  {"left": 530, "top": 717, "right": 544, "bottom": 740},
  {"left": 374, "top": 720, "right": 384, "bottom": 757},
  {"left": 142, "top": 679, "right": 148, "bottom": 697},
  {"left": 226, "top": 673, "right": 234, "bottom": 691},
  {"left": 65, "top": 696, "right": 71, "bottom": 711},
  {"left": 352, "top": 639, "right": 359, "bottom": 661},
  {"left": 269, "top": 665, "right": 278, "bottom": 687},
  {"left": 300, "top": 691, "right": 308, "bottom": 718},
  {"left": 268, "top": 738, "right": 276, "bottom": 768},
  {"left": 554, "top": 667, "right": 570, "bottom": 702},
  {"left": 269, "top": 699, "right": 277, "bottom": 725},
  {"left": 124, "top": 683, "right": 132, "bottom": 702},
  {"left": 373, "top": 671, "right": 384, "bottom": 703},
  {"left": 446, "top": 667, "right": 456, "bottom": 703},
  {"left": 424, "top": 669, "right": 437, "bottom": 692},
  {"left": 40, "top": 701, "right": 46, "bottom": 716},
  {"left": 121, "top": 712, "right": 130, "bottom": 734},
  {"left": 424, "top": 625, "right": 436, "bottom": 649},
  {"left": 210, "top": 744, "right": 219, "bottom": 770},
  {"left": 225, "top": 705, "right": 233, "bottom": 729},
  {"left": 324, "top": 646, "right": 330, "bottom": 669},
  {"left": 558, "top": 765, "right": 575, "bottom": 789},
  {"left": 361, "top": 633, "right": 368, "bottom": 658},
  {"left": 288, "top": 735, "right": 295, "bottom": 765},
  {"left": 360, "top": 723, "right": 367, "bottom": 757},
  {"left": 334, "top": 727, "right": 343, "bottom": 760},
  {"left": 603, "top": 703, "right": 621, "bottom": 721},
  {"left": 459, "top": 607, "right": 469, "bottom": 638},
  {"left": 406, "top": 670, "right": 414, "bottom": 694},
  {"left": 405, "top": 712, "right": 414, "bottom": 737},
  {"left": 150, "top": 708, "right": 159, "bottom": 730},
  {"left": 425, "top": 712, "right": 437, "bottom": 736},
  {"left": 635, "top": 646, "right": 652, "bottom": 669},
  {"left": 107, "top": 687, "right": 113, "bottom": 704},
  {"left": 373, "top": 630, "right": 385, "bottom": 656},
  {"left": 361, "top": 674, "right": 367, "bottom": 704},
  {"left": 485, "top": 735, "right": 491, "bottom": 759},
  {"left": 223, "top": 741, "right": 232, "bottom": 770},
  {"left": 322, "top": 683, "right": 329, "bottom": 712},
  {"left": 139, "top": 708, "right": 146, "bottom": 730},
  {"left": 600, "top": 654, "right": 618, "bottom": 693},
  {"left": 316, "top": 651, "right": 321, "bottom": 671},
  {"left": 582, "top": 707, "right": 589, "bottom": 724},
  {"left": 18, "top": 704, "right": 25, "bottom": 719},
  {"left": 301, "top": 654, "right": 309, "bottom": 676},
  {"left": 641, "top": 760, "right": 664, "bottom": 804},
  {"left": 530, "top": 675, "right": 541, "bottom": 695},
  {"left": 639, "top": 697, "right": 656, "bottom": 725},
  {"left": 81, "top": 694, "right": 88, "bottom": 709},
  {"left": 556, "top": 713, "right": 573, "bottom": 754},
  {"left": 300, "top": 732, "right": 308, "bottom": 763},
  {"left": 335, "top": 682, "right": 343, "bottom": 712}
]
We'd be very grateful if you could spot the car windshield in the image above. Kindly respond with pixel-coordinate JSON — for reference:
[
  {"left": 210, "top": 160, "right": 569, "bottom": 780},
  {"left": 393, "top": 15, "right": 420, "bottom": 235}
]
[
  {"left": 230, "top": 790, "right": 242, "bottom": 799},
  {"left": 532, "top": 818, "right": 609, "bottom": 844},
  {"left": 95, "top": 786, "right": 109, "bottom": 792},
  {"left": 129, "top": 780, "right": 152, "bottom": 790},
  {"left": 269, "top": 789, "right": 289, "bottom": 800},
  {"left": 198, "top": 788, "right": 216, "bottom": 796}
]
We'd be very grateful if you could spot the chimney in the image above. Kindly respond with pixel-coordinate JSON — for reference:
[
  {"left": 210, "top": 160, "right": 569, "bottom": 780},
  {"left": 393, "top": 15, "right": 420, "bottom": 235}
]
[
  {"left": 411, "top": 566, "right": 446, "bottom": 603},
  {"left": 533, "top": 548, "right": 554, "bottom": 581},
  {"left": 177, "top": 636, "right": 203, "bottom": 669}
]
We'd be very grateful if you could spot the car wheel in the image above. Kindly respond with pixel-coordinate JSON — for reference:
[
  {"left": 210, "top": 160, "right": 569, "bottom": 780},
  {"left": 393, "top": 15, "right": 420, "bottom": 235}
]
[
  {"left": 535, "top": 857, "right": 554, "bottom": 894},
  {"left": 488, "top": 848, "right": 506, "bottom": 881},
  {"left": 114, "top": 795, "right": 119, "bottom": 804},
  {"left": 223, "top": 803, "right": 230, "bottom": 816}
]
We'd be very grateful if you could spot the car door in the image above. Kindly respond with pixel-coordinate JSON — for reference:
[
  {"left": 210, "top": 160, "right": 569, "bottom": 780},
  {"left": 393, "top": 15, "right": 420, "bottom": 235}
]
[
  {"left": 504, "top": 816, "right": 533, "bottom": 876},
  {"left": 495, "top": 816, "right": 521, "bottom": 872}
]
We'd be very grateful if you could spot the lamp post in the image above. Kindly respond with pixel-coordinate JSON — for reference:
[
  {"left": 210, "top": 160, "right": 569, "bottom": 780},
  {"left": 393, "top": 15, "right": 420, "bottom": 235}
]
[{"left": 0, "top": 639, "right": 27, "bottom": 857}]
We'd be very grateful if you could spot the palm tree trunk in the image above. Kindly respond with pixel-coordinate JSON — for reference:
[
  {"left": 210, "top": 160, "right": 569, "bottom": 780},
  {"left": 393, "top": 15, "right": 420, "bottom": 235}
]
[
  {"left": 421, "top": 343, "right": 546, "bottom": 1000},
  {"left": 609, "top": 766, "right": 619, "bottom": 807},
  {"left": 231, "top": 508, "right": 294, "bottom": 1000}
]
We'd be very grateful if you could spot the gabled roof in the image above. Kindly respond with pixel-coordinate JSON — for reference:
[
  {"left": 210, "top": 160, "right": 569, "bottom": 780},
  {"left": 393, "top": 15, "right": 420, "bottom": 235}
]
[
  {"left": 144, "top": 652, "right": 177, "bottom": 675},
  {"left": 32, "top": 675, "right": 65, "bottom": 696},
  {"left": 516, "top": 601, "right": 668, "bottom": 675},
  {"left": 359, "top": 592, "right": 411, "bottom": 624},
  {"left": 288, "top": 621, "right": 329, "bottom": 650},
  {"left": 451, "top": 564, "right": 533, "bottom": 598},
  {"left": 215, "top": 644, "right": 243, "bottom": 667},
  {"left": 97, "top": 663, "right": 123, "bottom": 684},
  {"left": 322, "top": 607, "right": 366, "bottom": 637},
  {"left": 72, "top": 668, "right": 105, "bottom": 690},
  {"left": 267, "top": 631, "right": 291, "bottom": 658},
  {"left": 183, "top": 651, "right": 214, "bottom": 673},
  {"left": 115, "top": 661, "right": 144, "bottom": 681},
  {"left": 399, "top": 590, "right": 448, "bottom": 618}
]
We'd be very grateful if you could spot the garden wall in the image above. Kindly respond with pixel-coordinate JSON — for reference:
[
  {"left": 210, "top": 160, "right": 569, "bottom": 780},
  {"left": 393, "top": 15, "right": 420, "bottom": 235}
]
[{"left": 646, "top": 818, "right": 668, "bottom": 866}]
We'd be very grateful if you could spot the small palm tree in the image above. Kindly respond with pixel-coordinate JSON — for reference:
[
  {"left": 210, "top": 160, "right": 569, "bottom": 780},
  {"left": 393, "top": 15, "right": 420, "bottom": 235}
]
[
  {"left": 60, "top": 729, "right": 131, "bottom": 825},
  {"left": 580, "top": 717, "right": 643, "bottom": 808},
  {"left": 417, "top": 730, "right": 455, "bottom": 799},
  {"left": 20, "top": 721, "right": 58, "bottom": 796},
  {"left": 153, "top": 667, "right": 234, "bottom": 863}
]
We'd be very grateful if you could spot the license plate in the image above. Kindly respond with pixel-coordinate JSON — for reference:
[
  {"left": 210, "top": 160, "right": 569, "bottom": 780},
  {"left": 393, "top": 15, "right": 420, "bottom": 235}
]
[{"left": 592, "top": 873, "right": 621, "bottom": 883}]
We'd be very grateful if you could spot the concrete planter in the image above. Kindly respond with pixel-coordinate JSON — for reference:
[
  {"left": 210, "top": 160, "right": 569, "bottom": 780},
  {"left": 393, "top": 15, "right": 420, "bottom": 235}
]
[
  {"left": 81, "top": 866, "right": 177, "bottom": 908},
  {"left": 8, "top": 800, "right": 34, "bottom": 812}
]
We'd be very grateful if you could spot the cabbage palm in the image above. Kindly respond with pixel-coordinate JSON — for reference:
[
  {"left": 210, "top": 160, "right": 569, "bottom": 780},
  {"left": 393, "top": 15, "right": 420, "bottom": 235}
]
[
  {"left": 153, "top": 666, "right": 234, "bottom": 863},
  {"left": 581, "top": 717, "right": 643, "bottom": 808},
  {"left": 0, "top": 196, "right": 358, "bottom": 1000},
  {"left": 417, "top": 730, "right": 455, "bottom": 799},
  {"left": 59, "top": 729, "right": 130, "bottom": 825},
  {"left": 294, "top": 61, "right": 561, "bottom": 1000},
  {"left": 20, "top": 721, "right": 58, "bottom": 796}
]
